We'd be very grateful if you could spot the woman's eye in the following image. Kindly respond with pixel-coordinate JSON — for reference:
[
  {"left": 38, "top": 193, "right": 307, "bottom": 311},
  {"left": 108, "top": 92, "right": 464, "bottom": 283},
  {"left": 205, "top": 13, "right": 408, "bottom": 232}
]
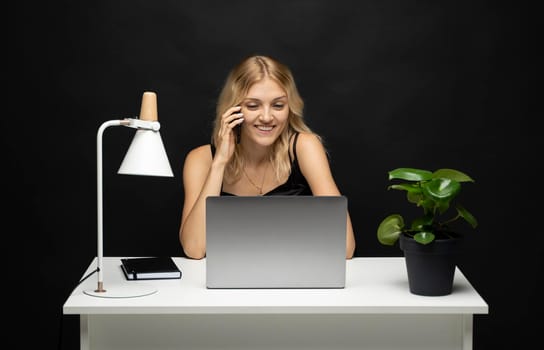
[
  {"left": 246, "top": 104, "right": 258, "bottom": 110},
  {"left": 273, "top": 104, "right": 285, "bottom": 110}
]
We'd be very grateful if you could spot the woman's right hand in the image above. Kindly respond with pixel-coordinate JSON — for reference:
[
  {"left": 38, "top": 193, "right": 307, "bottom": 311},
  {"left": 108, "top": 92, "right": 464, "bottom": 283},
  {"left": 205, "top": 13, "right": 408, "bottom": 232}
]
[{"left": 214, "top": 105, "right": 244, "bottom": 165}]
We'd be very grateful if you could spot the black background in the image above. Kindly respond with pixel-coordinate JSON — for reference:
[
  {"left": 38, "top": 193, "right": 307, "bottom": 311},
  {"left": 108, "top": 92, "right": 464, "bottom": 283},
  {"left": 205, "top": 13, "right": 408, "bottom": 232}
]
[{"left": 7, "top": 1, "right": 538, "bottom": 349}]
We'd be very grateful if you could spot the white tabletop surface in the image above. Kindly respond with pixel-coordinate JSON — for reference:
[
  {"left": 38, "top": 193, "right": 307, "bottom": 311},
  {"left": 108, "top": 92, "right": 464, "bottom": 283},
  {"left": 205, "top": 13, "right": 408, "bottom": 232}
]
[{"left": 63, "top": 257, "right": 488, "bottom": 315}]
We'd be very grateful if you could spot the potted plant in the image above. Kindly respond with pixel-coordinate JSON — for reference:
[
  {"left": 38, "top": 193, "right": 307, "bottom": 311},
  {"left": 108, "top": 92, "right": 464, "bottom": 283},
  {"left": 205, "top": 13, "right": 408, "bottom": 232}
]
[{"left": 376, "top": 168, "right": 478, "bottom": 296}]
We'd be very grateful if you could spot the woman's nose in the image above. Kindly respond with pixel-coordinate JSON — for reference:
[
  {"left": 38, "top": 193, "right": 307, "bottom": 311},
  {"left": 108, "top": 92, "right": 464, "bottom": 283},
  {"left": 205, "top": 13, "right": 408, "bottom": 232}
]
[{"left": 259, "top": 108, "right": 273, "bottom": 123}]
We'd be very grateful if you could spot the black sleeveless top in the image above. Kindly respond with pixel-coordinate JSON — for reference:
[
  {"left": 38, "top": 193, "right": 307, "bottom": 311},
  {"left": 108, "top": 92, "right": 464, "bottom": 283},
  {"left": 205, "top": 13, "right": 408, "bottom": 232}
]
[{"left": 211, "top": 132, "right": 312, "bottom": 196}]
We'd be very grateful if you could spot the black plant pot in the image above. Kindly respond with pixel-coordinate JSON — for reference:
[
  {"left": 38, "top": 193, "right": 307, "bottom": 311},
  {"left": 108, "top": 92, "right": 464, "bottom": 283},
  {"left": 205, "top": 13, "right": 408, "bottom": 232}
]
[{"left": 399, "top": 233, "right": 461, "bottom": 296}]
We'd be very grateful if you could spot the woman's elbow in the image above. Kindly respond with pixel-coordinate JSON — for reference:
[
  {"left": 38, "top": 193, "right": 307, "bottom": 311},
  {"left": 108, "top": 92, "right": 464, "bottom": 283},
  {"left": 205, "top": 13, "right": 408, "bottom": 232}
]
[
  {"left": 182, "top": 241, "right": 206, "bottom": 260},
  {"left": 346, "top": 242, "right": 355, "bottom": 259},
  {"left": 179, "top": 227, "right": 206, "bottom": 259}
]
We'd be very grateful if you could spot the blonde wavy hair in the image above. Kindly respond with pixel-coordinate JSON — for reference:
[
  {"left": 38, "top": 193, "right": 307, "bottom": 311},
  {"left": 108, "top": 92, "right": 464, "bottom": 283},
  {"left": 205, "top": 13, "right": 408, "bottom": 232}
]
[{"left": 212, "top": 55, "right": 318, "bottom": 184}]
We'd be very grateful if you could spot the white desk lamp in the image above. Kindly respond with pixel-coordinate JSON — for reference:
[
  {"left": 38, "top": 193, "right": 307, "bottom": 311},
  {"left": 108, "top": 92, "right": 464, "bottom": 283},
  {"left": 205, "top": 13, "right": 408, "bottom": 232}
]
[{"left": 84, "top": 91, "right": 174, "bottom": 298}]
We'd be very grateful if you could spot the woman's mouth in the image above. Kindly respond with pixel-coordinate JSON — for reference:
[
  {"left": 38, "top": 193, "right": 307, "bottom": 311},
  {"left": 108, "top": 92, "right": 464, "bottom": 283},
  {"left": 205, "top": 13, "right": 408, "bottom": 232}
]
[{"left": 256, "top": 125, "right": 274, "bottom": 132}]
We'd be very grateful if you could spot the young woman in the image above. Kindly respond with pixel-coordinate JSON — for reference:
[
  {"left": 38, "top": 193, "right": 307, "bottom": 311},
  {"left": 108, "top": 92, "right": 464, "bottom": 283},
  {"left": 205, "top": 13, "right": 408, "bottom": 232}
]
[{"left": 179, "top": 55, "right": 355, "bottom": 259}]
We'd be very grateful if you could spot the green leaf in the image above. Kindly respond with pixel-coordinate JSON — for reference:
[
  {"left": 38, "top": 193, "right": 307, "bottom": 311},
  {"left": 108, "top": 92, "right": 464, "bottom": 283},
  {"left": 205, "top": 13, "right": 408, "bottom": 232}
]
[
  {"left": 407, "top": 191, "right": 423, "bottom": 204},
  {"left": 435, "top": 201, "right": 450, "bottom": 215},
  {"left": 413, "top": 231, "right": 435, "bottom": 244},
  {"left": 433, "top": 169, "right": 475, "bottom": 182},
  {"left": 388, "top": 168, "right": 433, "bottom": 182},
  {"left": 377, "top": 214, "right": 405, "bottom": 245},
  {"left": 411, "top": 216, "right": 433, "bottom": 231},
  {"left": 456, "top": 205, "right": 478, "bottom": 228},
  {"left": 389, "top": 183, "right": 422, "bottom": 194},
  {"left": 422, "top": 178, "right": 461, "bottom": 202},
  {"left": 419, "top": 197, "right": 436, "bottom": 214}
]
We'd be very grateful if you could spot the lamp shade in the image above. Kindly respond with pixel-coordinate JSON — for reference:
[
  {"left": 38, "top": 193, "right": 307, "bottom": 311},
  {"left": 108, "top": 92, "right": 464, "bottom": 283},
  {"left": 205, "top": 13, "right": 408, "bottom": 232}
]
[{"left": 118, "top": 129, "right": 174, "bottom": 177}]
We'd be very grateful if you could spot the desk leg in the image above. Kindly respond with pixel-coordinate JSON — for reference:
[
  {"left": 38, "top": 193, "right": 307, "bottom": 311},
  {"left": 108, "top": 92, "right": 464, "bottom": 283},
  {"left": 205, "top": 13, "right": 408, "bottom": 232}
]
[
  {"left": 462, "top": 314, "right": 473, "bottom": 350},
  {"left": 80, "top": 315, "right": 90, "bottom": 350}
]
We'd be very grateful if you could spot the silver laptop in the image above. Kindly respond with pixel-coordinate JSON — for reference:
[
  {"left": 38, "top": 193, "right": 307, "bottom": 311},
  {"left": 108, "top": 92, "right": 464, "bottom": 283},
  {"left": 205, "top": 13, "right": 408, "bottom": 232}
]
[{"left": 206, "top": 195, "right": 347, "bottom": 289}]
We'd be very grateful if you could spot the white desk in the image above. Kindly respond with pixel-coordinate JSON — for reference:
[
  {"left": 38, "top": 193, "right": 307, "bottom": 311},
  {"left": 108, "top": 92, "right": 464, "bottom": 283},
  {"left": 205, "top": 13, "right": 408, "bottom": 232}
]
[{"left": 63, "top": 257, "right": 488, "bottom": 350}]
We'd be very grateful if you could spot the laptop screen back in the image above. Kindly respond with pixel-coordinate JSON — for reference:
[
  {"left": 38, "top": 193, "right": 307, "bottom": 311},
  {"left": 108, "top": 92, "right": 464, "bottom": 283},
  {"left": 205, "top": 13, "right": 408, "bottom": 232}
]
[{"left": 205, "top": 195, "right": 347, "bottom": 289}]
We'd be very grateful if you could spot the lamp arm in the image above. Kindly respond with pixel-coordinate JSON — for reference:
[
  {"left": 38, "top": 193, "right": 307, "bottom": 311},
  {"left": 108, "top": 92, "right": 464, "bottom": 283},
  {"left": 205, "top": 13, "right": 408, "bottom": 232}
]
[
  {"left": 95, "top": 117, "right": 164, "bottom": 292},
  {"left": 95, "top": 119, "right": 128, "bottom": 292}
]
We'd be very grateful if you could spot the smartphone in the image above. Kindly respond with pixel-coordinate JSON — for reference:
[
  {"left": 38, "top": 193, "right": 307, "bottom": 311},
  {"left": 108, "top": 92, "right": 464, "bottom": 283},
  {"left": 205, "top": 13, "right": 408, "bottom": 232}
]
[
  {"left": 235, "top": 123, "right": 241, "bottom": 144},
  {"left": 234, "top": 106, "right": 242, "bottom": 143}
]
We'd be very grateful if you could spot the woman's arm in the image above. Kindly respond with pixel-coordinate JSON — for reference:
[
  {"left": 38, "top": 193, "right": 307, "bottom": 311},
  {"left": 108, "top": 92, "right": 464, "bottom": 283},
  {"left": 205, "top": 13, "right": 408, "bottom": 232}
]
[
  {"left": 295, "top": 133, "right": 356, "bottom": 259},
  {"left": 180, "top": 107, "right": 243, "bottom": 259},
  {"left": 179, "top": 145, "right": 223, "bottom": 259}
]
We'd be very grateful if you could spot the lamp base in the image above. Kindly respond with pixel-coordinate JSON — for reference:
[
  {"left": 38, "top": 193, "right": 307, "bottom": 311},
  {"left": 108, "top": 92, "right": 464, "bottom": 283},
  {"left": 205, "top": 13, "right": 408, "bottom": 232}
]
[{"left": 84, "top": 283, "right": 157, "bottom": 298}]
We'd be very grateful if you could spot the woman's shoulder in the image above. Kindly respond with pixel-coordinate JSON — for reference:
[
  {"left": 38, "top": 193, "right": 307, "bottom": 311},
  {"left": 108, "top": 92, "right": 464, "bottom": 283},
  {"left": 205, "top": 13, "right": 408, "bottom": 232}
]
[
  {"left": 294, "top": 132, "right": 323, "bottom": 150},
  {"left": 292, "top": 132, "right": 329, "bottom": 166},
  {"left": 184, "top": 144, "right": 213, "bottom": 164}
]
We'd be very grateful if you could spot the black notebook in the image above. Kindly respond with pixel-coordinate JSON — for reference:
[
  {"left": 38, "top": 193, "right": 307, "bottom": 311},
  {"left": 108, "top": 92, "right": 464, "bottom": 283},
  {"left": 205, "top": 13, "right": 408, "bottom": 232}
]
[{"left": 120, "top": 257, "right": 182, "bottom": 280}]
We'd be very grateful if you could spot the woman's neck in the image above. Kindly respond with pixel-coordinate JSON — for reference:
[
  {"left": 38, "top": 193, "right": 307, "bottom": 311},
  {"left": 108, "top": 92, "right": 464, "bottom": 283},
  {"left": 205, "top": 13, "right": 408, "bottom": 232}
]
[{"left": 240, "top": 144, "right": 271, "bottom": 167}]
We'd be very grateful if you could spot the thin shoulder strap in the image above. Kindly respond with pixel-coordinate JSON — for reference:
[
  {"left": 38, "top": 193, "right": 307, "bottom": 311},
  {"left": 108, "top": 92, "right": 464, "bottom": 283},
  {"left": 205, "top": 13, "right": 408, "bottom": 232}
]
[{"left": 289, "top": 132, "right": 300, "bottom": 164}]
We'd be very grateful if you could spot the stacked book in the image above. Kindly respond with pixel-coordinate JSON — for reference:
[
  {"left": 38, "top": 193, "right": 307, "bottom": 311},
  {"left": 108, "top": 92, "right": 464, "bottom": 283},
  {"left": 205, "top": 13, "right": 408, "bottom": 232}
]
[{"left": 120, "top": 257, "right": 182, "bottom": 280}]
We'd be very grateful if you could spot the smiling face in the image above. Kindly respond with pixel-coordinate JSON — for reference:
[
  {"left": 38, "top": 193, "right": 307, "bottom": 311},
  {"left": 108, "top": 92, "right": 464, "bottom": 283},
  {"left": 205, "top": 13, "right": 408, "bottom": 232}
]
[{"left": 239, "top": 78, "right": 289, "bottom": 147}]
